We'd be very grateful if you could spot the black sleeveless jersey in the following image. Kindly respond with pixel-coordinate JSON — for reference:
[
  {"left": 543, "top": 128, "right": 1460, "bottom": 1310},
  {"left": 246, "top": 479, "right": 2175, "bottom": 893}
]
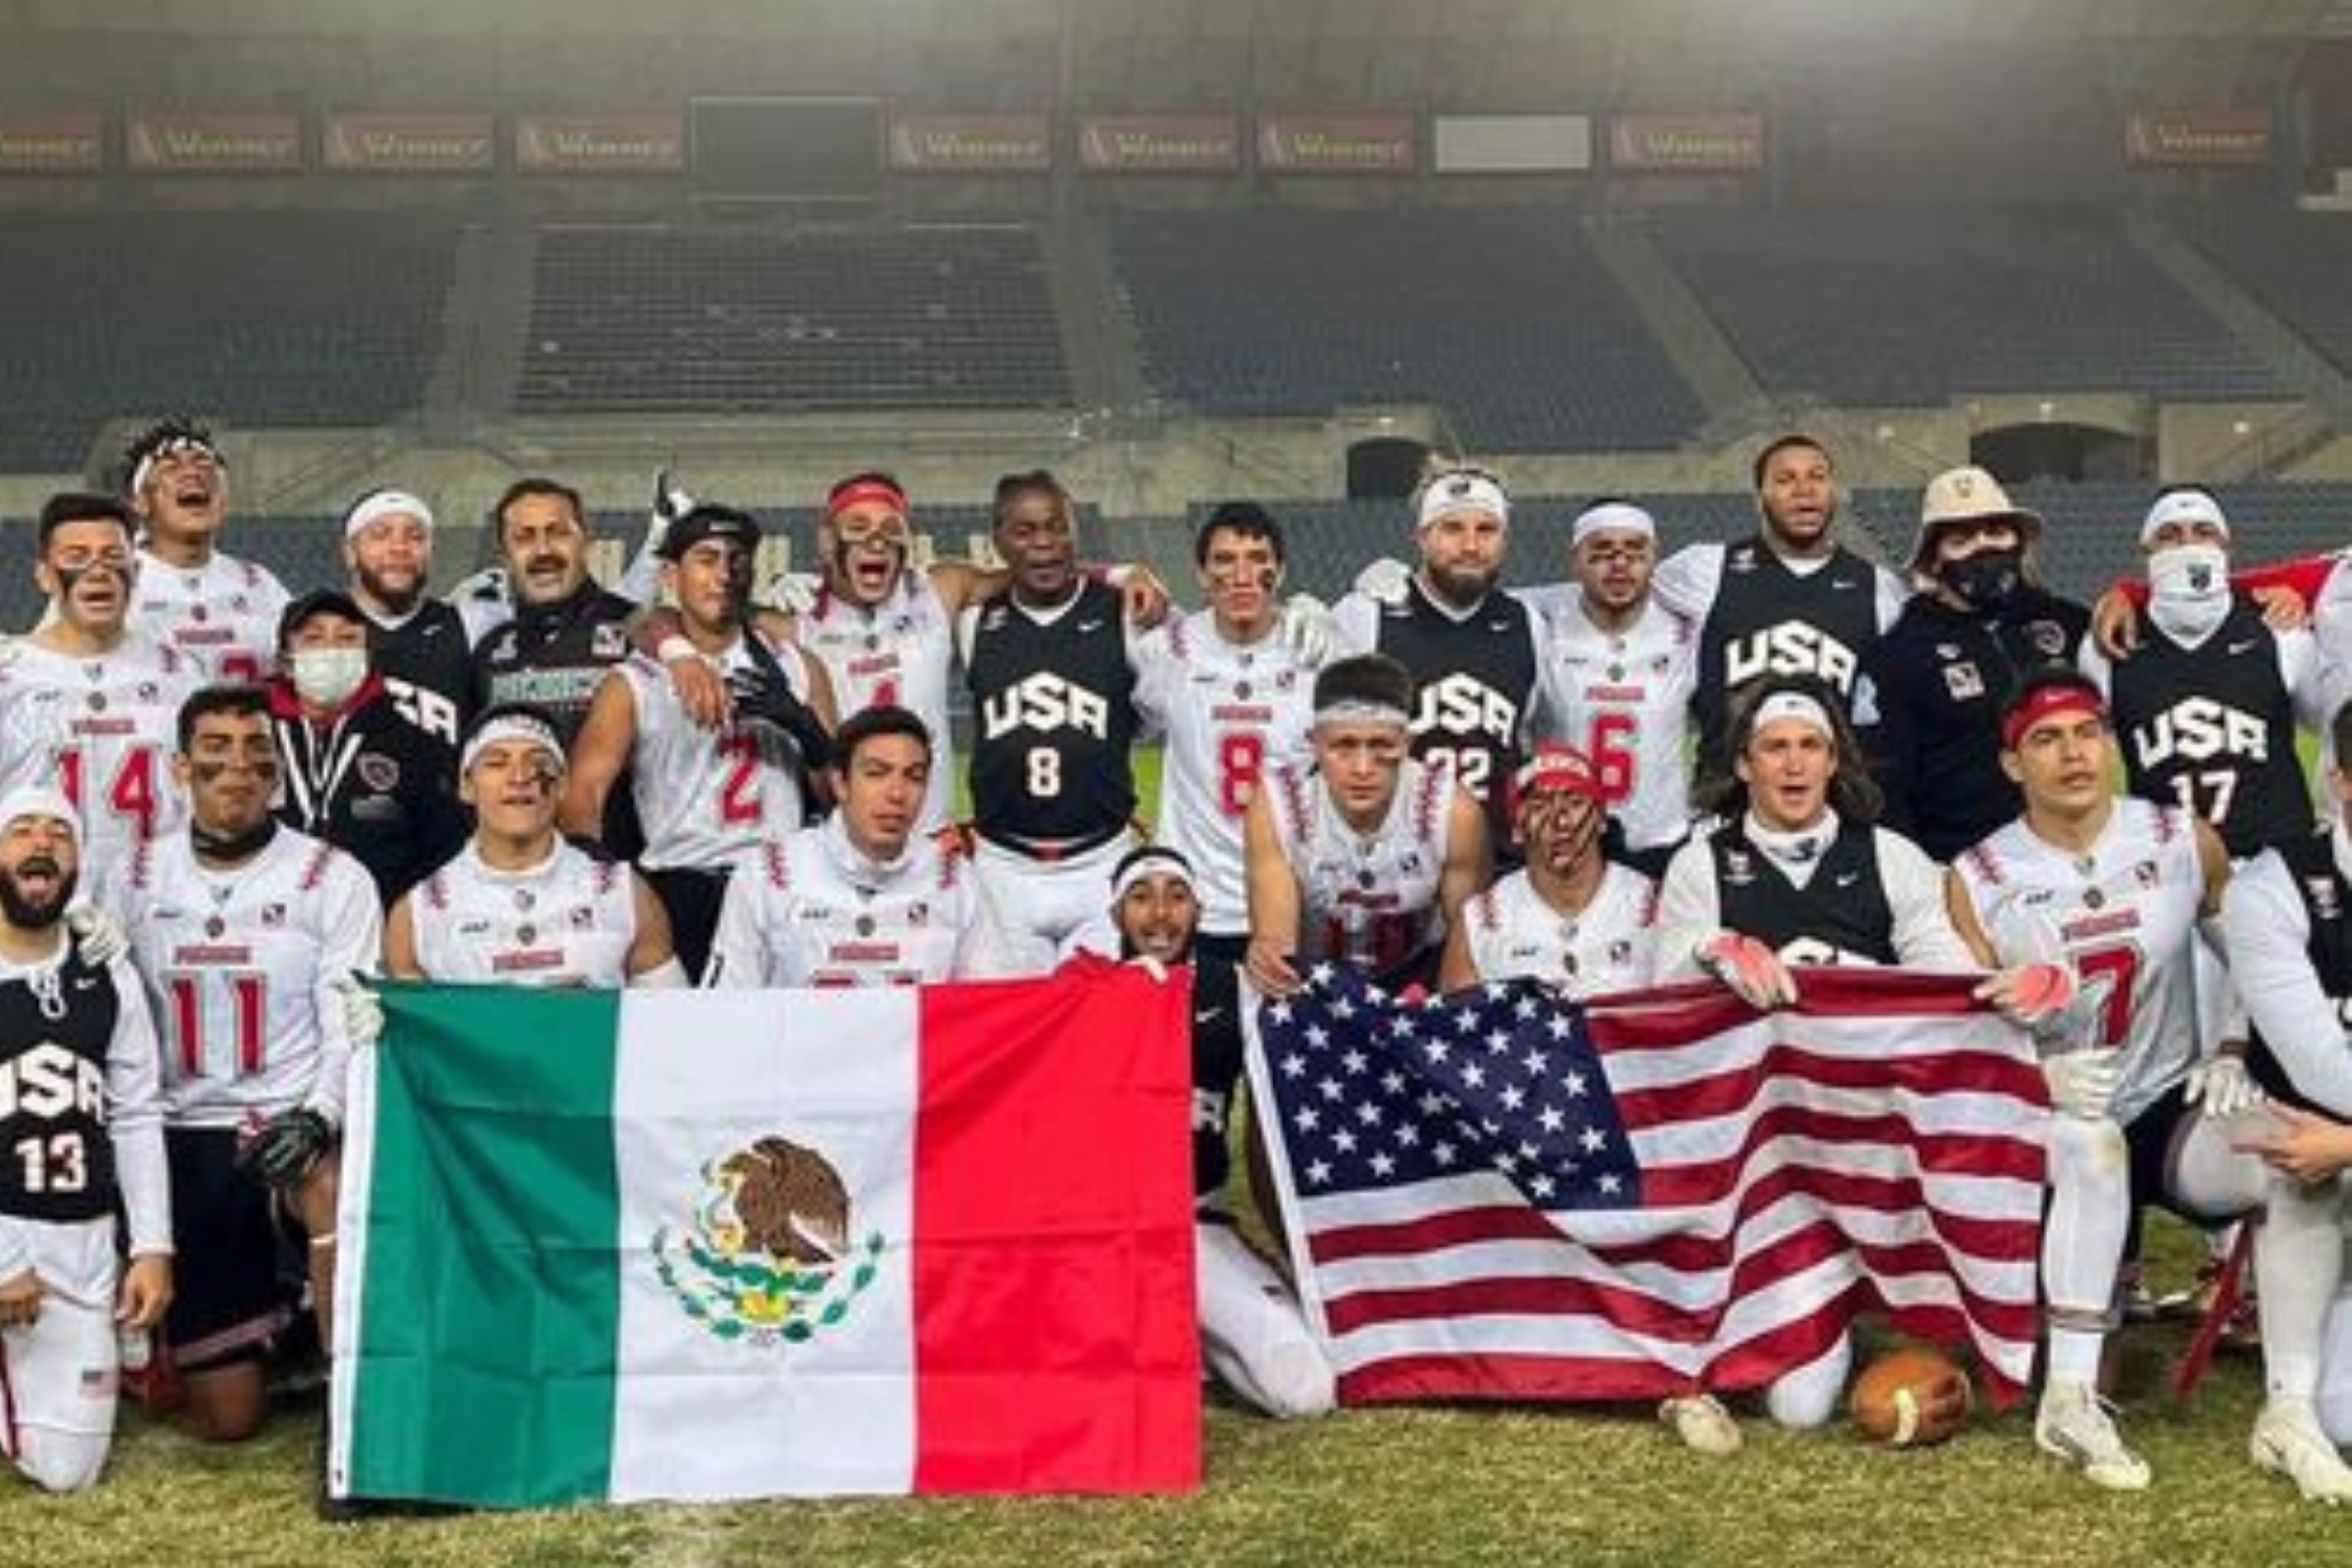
[
  {"left": 2108, "top": 599, "right": 2309, "bottom": 858},
  {"left": 2246, "top": 831, "right": 2352, "bottom": 1113},
  {"left": 470, "top": 581, "right": 640, "bottom": 749},
  {"left": 370, "top": 599, "right": 476, "bottom": 750},
  {"left": 966, "top": 580, "right": 1139, "bottom": 851},
  {"left": 1710, "top": 818, "right": 1898, "bottom": 966},
  {"left": 0, "top": 946, "right": 122, "bottom": 1224},
  {"left": 1695, "top": 539, "right": 1883, "bottom": 778},
  {"left": 1373, "top": 579, "right": 1539, "bottom": 841}
]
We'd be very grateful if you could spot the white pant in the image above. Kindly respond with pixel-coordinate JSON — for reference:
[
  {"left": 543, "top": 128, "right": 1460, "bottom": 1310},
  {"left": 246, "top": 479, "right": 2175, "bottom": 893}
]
[
  {"left": 2320, "top": 1220, "right": 2352, "bottom": 1443},
  {"left": 1198, "top": 1223, "right": 1334, "bottom": 1419},
  {"left": 0, "top": 1218, "right": 119, "bottom": 1494},
  {"left": 968, "top": 834, "right": 1132, "bottom": 976}
]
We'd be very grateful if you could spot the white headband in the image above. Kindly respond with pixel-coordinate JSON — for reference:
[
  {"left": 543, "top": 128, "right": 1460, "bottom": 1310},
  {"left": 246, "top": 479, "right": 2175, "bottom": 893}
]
[
  {"left": 1314, "top": 698, "right": 1412, "bottom": 728},
  {"left": 1751, "top": 692, "right": 1834, "bottom": 739},
  {"left": 1417, "top": 471, "right": 1510, "bottom": 530},
  {"left": 343, "top": 488, "right": 435, "bottom": 540},
  {"left": 0, "top": 786, "right": 80, "bottom": 846},
  {"left": 1572, "top": 501, "right": 1656, "bottom": 549},
  {"left": 128, "top": 436, "right": 223, "bottom": 500},
  {"left": 1111, "top": 849, "right": 1197, "bottom": 902},
  {"left": 2140, "top": 489, "right": 2229, "bottom": 545},
  {"left": 461, "top": 715, "right": 566, "bottom": 778}
]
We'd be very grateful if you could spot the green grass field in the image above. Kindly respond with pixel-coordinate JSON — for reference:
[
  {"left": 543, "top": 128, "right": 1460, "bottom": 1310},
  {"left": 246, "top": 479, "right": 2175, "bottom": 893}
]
[{"left": 11, "top": 746, "right": 2349, "bottom": 1563}]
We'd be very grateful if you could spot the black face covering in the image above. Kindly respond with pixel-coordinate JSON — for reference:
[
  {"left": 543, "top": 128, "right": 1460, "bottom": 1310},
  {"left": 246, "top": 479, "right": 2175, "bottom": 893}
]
[
  {"left": 1936, "top": 548, "right": 2024, "bottom": 612},
  {"left": 191, "top": 815, "right": 278, "bottom": 863}
]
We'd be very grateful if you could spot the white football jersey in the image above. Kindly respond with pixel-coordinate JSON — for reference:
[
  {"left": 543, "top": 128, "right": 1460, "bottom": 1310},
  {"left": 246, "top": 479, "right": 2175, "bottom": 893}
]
[
  {"left": 1954, "top": 799, "right": 2209, "bottom": 1127},
  {"left": 115, "top": 826, "right": 381, "bottom": 1130},
  {"left": 410, "top": 842, "right": 638, "bottom": 988},
  {"left": 1133, "top": 611, "right": 1317, "bottom": 936},
  {"left": 0, "top": 634, "right": 204, "bottom": 868},
  {"left": 1266, "top": 757, "right": 1459, "bottom": 973},
  {"left": 1533, "top": 599, "right": 1698, "bottom": 852},
  {"left": 129, "top": 548, "right": 290, "bottom": 685},
  {"left": 1462, "top": 863, "right": 1660, "bottom": 999},
  {"left": 794, "top": 573, "right": 958, "bottom": 831},
  {"left": 615, "top": 637, "right": 815, "bottom": 872},
  {"left": 707, "top": 816, "right": 978, "bottom": 988}
]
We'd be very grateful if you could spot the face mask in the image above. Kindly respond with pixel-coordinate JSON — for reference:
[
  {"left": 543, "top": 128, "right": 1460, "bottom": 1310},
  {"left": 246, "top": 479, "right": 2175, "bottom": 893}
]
[
  {"left": 1935, "top": 548, "right": 2023, "bottom": 612},
  {"left": 2147, "top": 543, "right": 2230, "bottom": 644},
  {"left": 289, "top": 647, "right": 368, "bottom": 710}
]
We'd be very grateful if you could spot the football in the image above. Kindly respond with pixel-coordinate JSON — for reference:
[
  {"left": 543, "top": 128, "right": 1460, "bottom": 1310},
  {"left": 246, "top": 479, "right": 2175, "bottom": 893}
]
[{"left": 1850, "top": 1347, "right": 1975, "bottom": 1448}]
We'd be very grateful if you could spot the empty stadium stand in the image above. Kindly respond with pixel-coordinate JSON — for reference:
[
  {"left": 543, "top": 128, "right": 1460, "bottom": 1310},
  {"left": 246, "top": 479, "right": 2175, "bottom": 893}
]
[
  {"left": 0, "top": 211, "right": 457, "bottom": 472},
  {"left": 1652, "top": 208, "right": 2288, "bottom": 406},
  {"left": 1108, "top": 208, "right": 1706, "bottom": 453},
  {"left": 514, "top": 223, "right": 1071, "bottom": 416},
  {"left": 2178, "top": 204, "right": 2352, "bottom": 378}
]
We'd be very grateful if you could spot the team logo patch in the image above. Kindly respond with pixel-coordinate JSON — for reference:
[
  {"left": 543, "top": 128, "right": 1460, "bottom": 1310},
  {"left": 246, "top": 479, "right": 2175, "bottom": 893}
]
[
  {"left": 2029, "top": 621, "right": 2067, "bottom": 658},
  {"left": 1941, "top": 662, "right": 1985, "bottom": 701},
  {"left": 1723, "top": 849, "right": 1757, "bottom": 887},
  {"left": 358, "top": 754, "right": 400, "bottom": 792},
  {"left": 593, "top": 623, "right": 630, "bottom": 661},
  {"left": 2308, "top": 878, "right": 2341, "bottom": 921},
  {"left": 652, "top": 1135, "right": 884, "bottom": 1348},
  {"left": 261, "top": 903, "right": 287, "bottom": 928}
]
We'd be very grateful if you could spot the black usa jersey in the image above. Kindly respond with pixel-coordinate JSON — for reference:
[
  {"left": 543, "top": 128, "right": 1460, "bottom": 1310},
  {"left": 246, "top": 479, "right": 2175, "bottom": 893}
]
[
  {"left": 1375, "top": 578, "right": 1538, "bottom": 839},
  {"left": 1695, "top": 539, "right": 1882, "bottom": 777},
  {"left": 966, "top": 580, "right": 1139, "bottom": 850},
  {"left": 0, "top": 948, "right": 120, "bottom": 1224}
]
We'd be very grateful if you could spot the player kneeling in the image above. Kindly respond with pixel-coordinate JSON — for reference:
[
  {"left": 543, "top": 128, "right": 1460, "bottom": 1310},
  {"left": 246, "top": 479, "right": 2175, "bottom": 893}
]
[
  {"left": 1110, "top": 845, "right": 1334, "bottom": 1419},
  {"left": 1953, "top": 671, "right": 2352, "bottom": 1499},
  {"left": 384, "top": 705, "right": 681, "bottom": 988},
  {"left": 0, "top": 790, "right": 172, "bottom": 1493}
]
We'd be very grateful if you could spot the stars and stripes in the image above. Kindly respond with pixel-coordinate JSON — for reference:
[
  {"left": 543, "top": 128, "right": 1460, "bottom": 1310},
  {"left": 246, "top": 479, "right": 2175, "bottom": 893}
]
[{"left": 1248, "top": 964, "right": 2048, "bottom": 1407}]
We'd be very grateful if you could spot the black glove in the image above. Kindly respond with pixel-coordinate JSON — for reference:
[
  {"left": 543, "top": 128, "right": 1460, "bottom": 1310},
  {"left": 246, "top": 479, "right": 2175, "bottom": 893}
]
[
  {"left": 237, "top": 1107, "right": 333, "bottom": 1192},
  {"left": 726, "top": 667, "right": 833, "bottom": 770}
]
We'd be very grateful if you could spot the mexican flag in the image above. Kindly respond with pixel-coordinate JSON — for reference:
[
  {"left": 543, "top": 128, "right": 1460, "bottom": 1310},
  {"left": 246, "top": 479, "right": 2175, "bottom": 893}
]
[{"left": 327, "top": 968, "right": 1200, "bottom": 1507}]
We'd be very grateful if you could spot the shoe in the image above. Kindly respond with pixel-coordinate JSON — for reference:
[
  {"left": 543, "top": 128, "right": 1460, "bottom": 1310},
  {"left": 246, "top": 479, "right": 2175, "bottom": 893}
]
[
  {"left": 2117, "top": 1263, "right": 2160, "bottom": 1324},
  {"left": 2034, "top": 1380, "right": 2151, "bottom": 1491},
  {"left": 1659, "top": 1394, "right": 1742, "bottom": 1456},
  {"left": 2251, "top": 1398, "right": 2352, "bottom": 1505},
  {"left": 2189, "top": 1258, "right": 2262, "bottom": 1350}
]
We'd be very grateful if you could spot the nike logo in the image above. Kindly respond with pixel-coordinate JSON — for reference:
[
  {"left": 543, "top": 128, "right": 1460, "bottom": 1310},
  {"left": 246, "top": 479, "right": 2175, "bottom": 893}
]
[
  {"left": 1077, "top": 619, "right": 1106, "bottom": 633},
  {"left": 72, "top": 977, "right": 97, "bottom": 991},
  {"left": 1195, "top": 1006, "right": 1226, "bottom": 1024},
  {"left": 2227, "top": 639, "right": 2258, "bottom": 656},
  {"left": 1834, "top": 872, "right": 1861, "bottom": 888}
]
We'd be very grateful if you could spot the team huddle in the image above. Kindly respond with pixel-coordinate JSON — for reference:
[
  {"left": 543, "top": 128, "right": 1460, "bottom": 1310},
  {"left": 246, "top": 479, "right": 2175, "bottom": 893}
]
[{"left": 5, "top": 419, "right": 2352, "bottom": 1508}]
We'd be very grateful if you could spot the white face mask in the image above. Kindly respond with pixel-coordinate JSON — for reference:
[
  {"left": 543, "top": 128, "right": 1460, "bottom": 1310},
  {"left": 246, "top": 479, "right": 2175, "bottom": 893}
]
[
  {"left": 2146, "top": 543, "right": 2231, "bottom": 644},
  {"left": 288, "top": 646, "right": 368, "bottom": 710}
]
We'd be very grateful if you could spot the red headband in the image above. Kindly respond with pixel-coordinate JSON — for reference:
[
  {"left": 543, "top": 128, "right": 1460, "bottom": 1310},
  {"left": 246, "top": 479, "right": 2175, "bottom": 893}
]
[
  {"left": 1512, "top": 744, "right": 1609, "bottom": 808},
  {"left": 2000, "top": 685, "right": 2106, "bottom": 752},
  {"left": 826, "top": 477, "right": 908, "bottom": 521}
]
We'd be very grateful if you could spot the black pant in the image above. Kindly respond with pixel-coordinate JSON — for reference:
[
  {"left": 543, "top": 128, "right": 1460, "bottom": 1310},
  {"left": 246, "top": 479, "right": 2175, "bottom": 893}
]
[{"left": 643, "top": 864, "right": 734, "bottom": 983}]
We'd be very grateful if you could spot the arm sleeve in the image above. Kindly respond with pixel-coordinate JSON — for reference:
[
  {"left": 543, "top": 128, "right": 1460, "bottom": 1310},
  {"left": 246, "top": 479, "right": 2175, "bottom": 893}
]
[
  {"left": 1508, "top": 582, "right": 1573, "bottom": 629},
  {"left": 2278, "top": 627, "right": 2331, "bottom": 734},
  {"left": 1127, "top": 625, "right": 1174, "bottom": 735},
  {"left": 303, "top": 862, "right": 386, "bottom": 1130},
  {"left": 1874, "top": 567, "right": 1912, "bottom": 634},
  {"left": 2224, "top": 853, "right": 2352, "bottom": 1116},
  {"left": 1880, "top": 831, "right": 1981, "bottom": 972},
  {"left": 1330, "top": 593, "right": 1379, "bottom": 659},
  {"left": 1652, "top": 840, "right": 1724, "bottom": 980},
  {"left": 1648, "top": 544, "right": 1723, "bottom": 621},
  {"left": 105, "top": 957, "right": 172, "bottom": 1257}
]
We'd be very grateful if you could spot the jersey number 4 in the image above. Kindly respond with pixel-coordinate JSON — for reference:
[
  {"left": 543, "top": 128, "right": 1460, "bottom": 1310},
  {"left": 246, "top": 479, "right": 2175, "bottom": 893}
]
[{"left": 58, "top": 744, "right": 162, "bottom": 841}]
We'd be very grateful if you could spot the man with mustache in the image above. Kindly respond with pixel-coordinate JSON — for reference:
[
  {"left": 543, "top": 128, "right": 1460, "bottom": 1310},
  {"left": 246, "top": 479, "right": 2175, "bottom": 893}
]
[
  {"left": 109, "top": 687, "right": 380, "bottom": 1446},
  {"left": 385, "top": 704, "right": 680, "bottom": 988},
  {"left": 0, "top": 492, "right": 205, "bottom": 871},
  {"left": 121, "top": 418, "right": 289, "bottom": 687},
  {"left": 0, "top": 788, "right": 172, "bottom": 1492}
]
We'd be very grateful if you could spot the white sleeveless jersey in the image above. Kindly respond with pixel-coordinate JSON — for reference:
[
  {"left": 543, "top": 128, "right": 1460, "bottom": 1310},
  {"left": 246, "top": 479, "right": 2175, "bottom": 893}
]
[
  {"left": 1267, "top": 756, "right": 1458, "bottom": 973},
  {"left": 411, "top": 842, "right": 638, "bottom": 988},
  {"left": 1954, "top": 799, "right": 2208, "bottom": 1127},
  {"left": 115, "top": 827, "right": 382, "bottom": 1129},
  {"left": 1533, "top": 599, "right": 1698, "bottom": 852},
  {"left": 1132, "top": 611, "right": 1317, "bottom": 936},
  {"left": 1463, "top": 863, "right": 1661, "bottom": 999},
  {"left": 707, "top": 817, "right": 977, "bottom": 988},
  {"left": 616, "top": 636, "right": 814, "bottom": 871},
  {"left": 0, "top": 634, "right": 203, "bottom": 867},
  {"left": 129, "top": 547, "right": 290, "bottom": 685},
  {"left": 795, "top": 573, "right": 957, "bottom": 831}
]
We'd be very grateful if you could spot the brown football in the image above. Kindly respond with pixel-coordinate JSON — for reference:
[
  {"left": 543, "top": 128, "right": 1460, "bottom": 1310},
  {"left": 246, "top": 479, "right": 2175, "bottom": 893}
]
[{"left": 1849, "top": 1346, "right": 1973, "bottom": 1447}]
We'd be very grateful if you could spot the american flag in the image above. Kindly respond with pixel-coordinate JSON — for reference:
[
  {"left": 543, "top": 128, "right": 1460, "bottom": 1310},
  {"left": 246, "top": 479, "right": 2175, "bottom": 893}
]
[{"left": 1247, "top": 963, "right": 2047, "bottom": 1406}]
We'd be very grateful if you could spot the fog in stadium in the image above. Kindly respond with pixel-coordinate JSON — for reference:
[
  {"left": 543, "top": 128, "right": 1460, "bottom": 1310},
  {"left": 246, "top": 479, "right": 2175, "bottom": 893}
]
[{"left": 16, "top": 1, "right": 2352, "bottom": 1557}]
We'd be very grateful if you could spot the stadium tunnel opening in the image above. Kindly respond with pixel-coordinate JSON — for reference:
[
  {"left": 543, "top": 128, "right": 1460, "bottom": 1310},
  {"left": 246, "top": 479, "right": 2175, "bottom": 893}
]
[
  {"left": 1968, "top": 421, "right": 2149, "bottom": 484},
  {"left": 1347, "top": 437, "right": 1434, "bottom": 501}
]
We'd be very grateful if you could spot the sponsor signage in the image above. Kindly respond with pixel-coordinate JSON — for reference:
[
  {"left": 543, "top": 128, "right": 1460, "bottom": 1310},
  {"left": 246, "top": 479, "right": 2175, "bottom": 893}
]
[
  {"left": 324, "top": 113, "right": 494, "bottom": 172},
  {"left": 515, "top": 112, "right": 685, "bottom": 173},
  {"left": 1607, "top": 113, "right": 1765, "bottom": 172},
  {"left": 2126, "top": 109, "right": 2271, "bottom": 167},
  {"left": 0, "top": 112, "right": 102, "bottom": 172},
  {"left": 1078, "top": 114, "right": 1242, "bottom": 172},
  {"left": 1432, "top": 114, "right": 1593, "bottom": 173},
  {"left": 888, "top": 113, "right": 1052, "bottom": 172},
  {"left": 126, "top": 111, "right": 302, "bottom": 172},
  {"left": 1257, "top": 113, "right": 1416, "bottom": 174}
]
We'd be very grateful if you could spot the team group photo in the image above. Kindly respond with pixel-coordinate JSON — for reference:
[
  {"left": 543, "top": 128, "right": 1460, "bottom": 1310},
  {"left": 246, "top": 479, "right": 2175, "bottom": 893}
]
[{"left": 9, "top": 4, "right": 2352, "bottom": 1566}]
